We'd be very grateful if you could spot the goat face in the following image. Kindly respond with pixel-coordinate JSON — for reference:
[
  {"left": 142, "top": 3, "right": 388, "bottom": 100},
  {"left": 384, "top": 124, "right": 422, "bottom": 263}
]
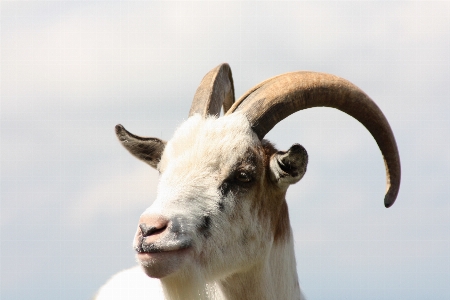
[
  {"left": 117, "top": 113, "right": 308, "bottom": 279},
  {"left": 115, "top": 63, "right": 400, "bottom": 281}
]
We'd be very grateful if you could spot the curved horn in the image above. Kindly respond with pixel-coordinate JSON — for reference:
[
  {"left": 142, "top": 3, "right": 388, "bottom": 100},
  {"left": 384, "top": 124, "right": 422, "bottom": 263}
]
[
  {"left": 189, "top": 63, "right": 235, "bottom": 117},
  {"left": 227, "top": 71, "right": 400, "bottom": 208}
]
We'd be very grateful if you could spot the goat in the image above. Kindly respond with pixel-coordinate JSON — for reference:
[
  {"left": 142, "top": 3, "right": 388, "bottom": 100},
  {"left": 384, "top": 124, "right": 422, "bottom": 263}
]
[{"left": 95, "top": 63, "right": 401, "bottom": 300}]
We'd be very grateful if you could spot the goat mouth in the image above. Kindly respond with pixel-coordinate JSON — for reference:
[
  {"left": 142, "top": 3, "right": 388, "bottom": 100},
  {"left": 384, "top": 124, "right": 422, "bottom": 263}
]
[
  {"left": 136, "top": 247, "right": 191, "bottom": 263},
  {"left": 135, "top": 240, "right": 193, "bottom": 279},
  {"left": 135, "top": 239, "right": 192, "bottom": 254},
  {"left": 136, "top": 245, "right": 192, "bottom": 279}
]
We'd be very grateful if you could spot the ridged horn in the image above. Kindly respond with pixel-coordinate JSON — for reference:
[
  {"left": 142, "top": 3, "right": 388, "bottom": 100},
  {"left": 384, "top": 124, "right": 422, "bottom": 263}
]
[
  {"left": 189, "top": 63, "right": 235, "bottom": 117},
  {"left": 226, "top": 71, "right": 401, "bottom": 208}
]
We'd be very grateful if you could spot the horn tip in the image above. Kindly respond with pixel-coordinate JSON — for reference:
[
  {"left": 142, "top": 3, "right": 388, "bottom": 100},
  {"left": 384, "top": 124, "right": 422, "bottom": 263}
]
[{"left": 384, "top": 189, "right": 399, "bottom": 208}]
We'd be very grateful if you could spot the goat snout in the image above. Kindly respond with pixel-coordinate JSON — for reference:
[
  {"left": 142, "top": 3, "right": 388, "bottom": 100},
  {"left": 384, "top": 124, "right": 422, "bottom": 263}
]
[
  {"left": 135, "top": 214, "right": 192, "bottom": 254},
  {"left": 138, "top": 215, "right": 169, "bottom": 238}
]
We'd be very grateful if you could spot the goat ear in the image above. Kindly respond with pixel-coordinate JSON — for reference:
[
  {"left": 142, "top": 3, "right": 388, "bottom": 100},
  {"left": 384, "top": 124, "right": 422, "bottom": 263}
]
[
  {"left": 269, "top": 144, "right": 308, "bottom": 188},
  {"left": 115, "top": 124, "right": 166, "bottom": 169}
]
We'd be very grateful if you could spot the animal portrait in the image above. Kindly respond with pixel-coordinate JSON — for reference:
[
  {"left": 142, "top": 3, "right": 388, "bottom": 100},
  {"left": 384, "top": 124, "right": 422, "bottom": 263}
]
[{"left": 95, "top": 63, "right": 400, "bottom": 300}]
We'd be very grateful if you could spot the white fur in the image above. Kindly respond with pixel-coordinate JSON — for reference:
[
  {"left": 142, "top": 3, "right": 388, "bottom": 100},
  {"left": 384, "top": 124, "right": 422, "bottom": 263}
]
[
  {"left": 95, "top": 266, "right": 164, "bottom": 300},
  {"left": 95, "top": 113, "right": 305, "bottom": 300}
]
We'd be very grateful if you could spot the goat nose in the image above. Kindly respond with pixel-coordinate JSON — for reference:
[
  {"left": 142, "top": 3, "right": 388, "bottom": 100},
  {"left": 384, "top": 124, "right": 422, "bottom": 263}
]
[{"left": 138, "top": 215, "right": 169, "bottom": 237}]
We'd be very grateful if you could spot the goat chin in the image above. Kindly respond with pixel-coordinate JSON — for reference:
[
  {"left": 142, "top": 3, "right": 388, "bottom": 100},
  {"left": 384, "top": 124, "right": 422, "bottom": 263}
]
[{"left": 137, "top": 248, "right": 192, "bottom": 279}]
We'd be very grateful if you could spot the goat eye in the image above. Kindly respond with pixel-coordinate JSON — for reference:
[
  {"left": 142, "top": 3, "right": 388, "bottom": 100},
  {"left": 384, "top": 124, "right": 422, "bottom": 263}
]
[{"left": 235, "top": 171, "right": 252, "bottom": 183}]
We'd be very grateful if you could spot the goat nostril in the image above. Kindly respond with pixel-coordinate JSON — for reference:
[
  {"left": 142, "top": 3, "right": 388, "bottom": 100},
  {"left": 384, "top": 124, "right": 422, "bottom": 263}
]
[{"left": 139, "top": 223, "right": 168, "bottom": 237}]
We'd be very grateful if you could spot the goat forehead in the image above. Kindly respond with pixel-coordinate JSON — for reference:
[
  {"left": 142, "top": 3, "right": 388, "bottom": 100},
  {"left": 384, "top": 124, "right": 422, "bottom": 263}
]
[
  {"left": 149, "top": 114, "right": 259, "bottom": 216},
  {"left": 159, "top": 113, "right": 259, "bottom": 174}
]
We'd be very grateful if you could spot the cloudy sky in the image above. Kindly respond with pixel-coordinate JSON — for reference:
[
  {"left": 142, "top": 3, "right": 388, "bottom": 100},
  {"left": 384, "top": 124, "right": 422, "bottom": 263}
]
[{"left": 1, "top": 1, "right": 449, "bottom": 299}]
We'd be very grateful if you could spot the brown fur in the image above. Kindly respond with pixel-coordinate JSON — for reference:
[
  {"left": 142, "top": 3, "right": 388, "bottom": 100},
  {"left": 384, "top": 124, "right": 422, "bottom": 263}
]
[{"left": 254, "top": 140, "right": 292, "bottom": 244}]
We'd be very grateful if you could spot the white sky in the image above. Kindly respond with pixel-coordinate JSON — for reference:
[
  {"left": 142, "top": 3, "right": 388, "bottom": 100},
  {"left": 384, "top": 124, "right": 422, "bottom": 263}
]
[{"left": 1, "top": 1, "right": 449, "bottom": 299}]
